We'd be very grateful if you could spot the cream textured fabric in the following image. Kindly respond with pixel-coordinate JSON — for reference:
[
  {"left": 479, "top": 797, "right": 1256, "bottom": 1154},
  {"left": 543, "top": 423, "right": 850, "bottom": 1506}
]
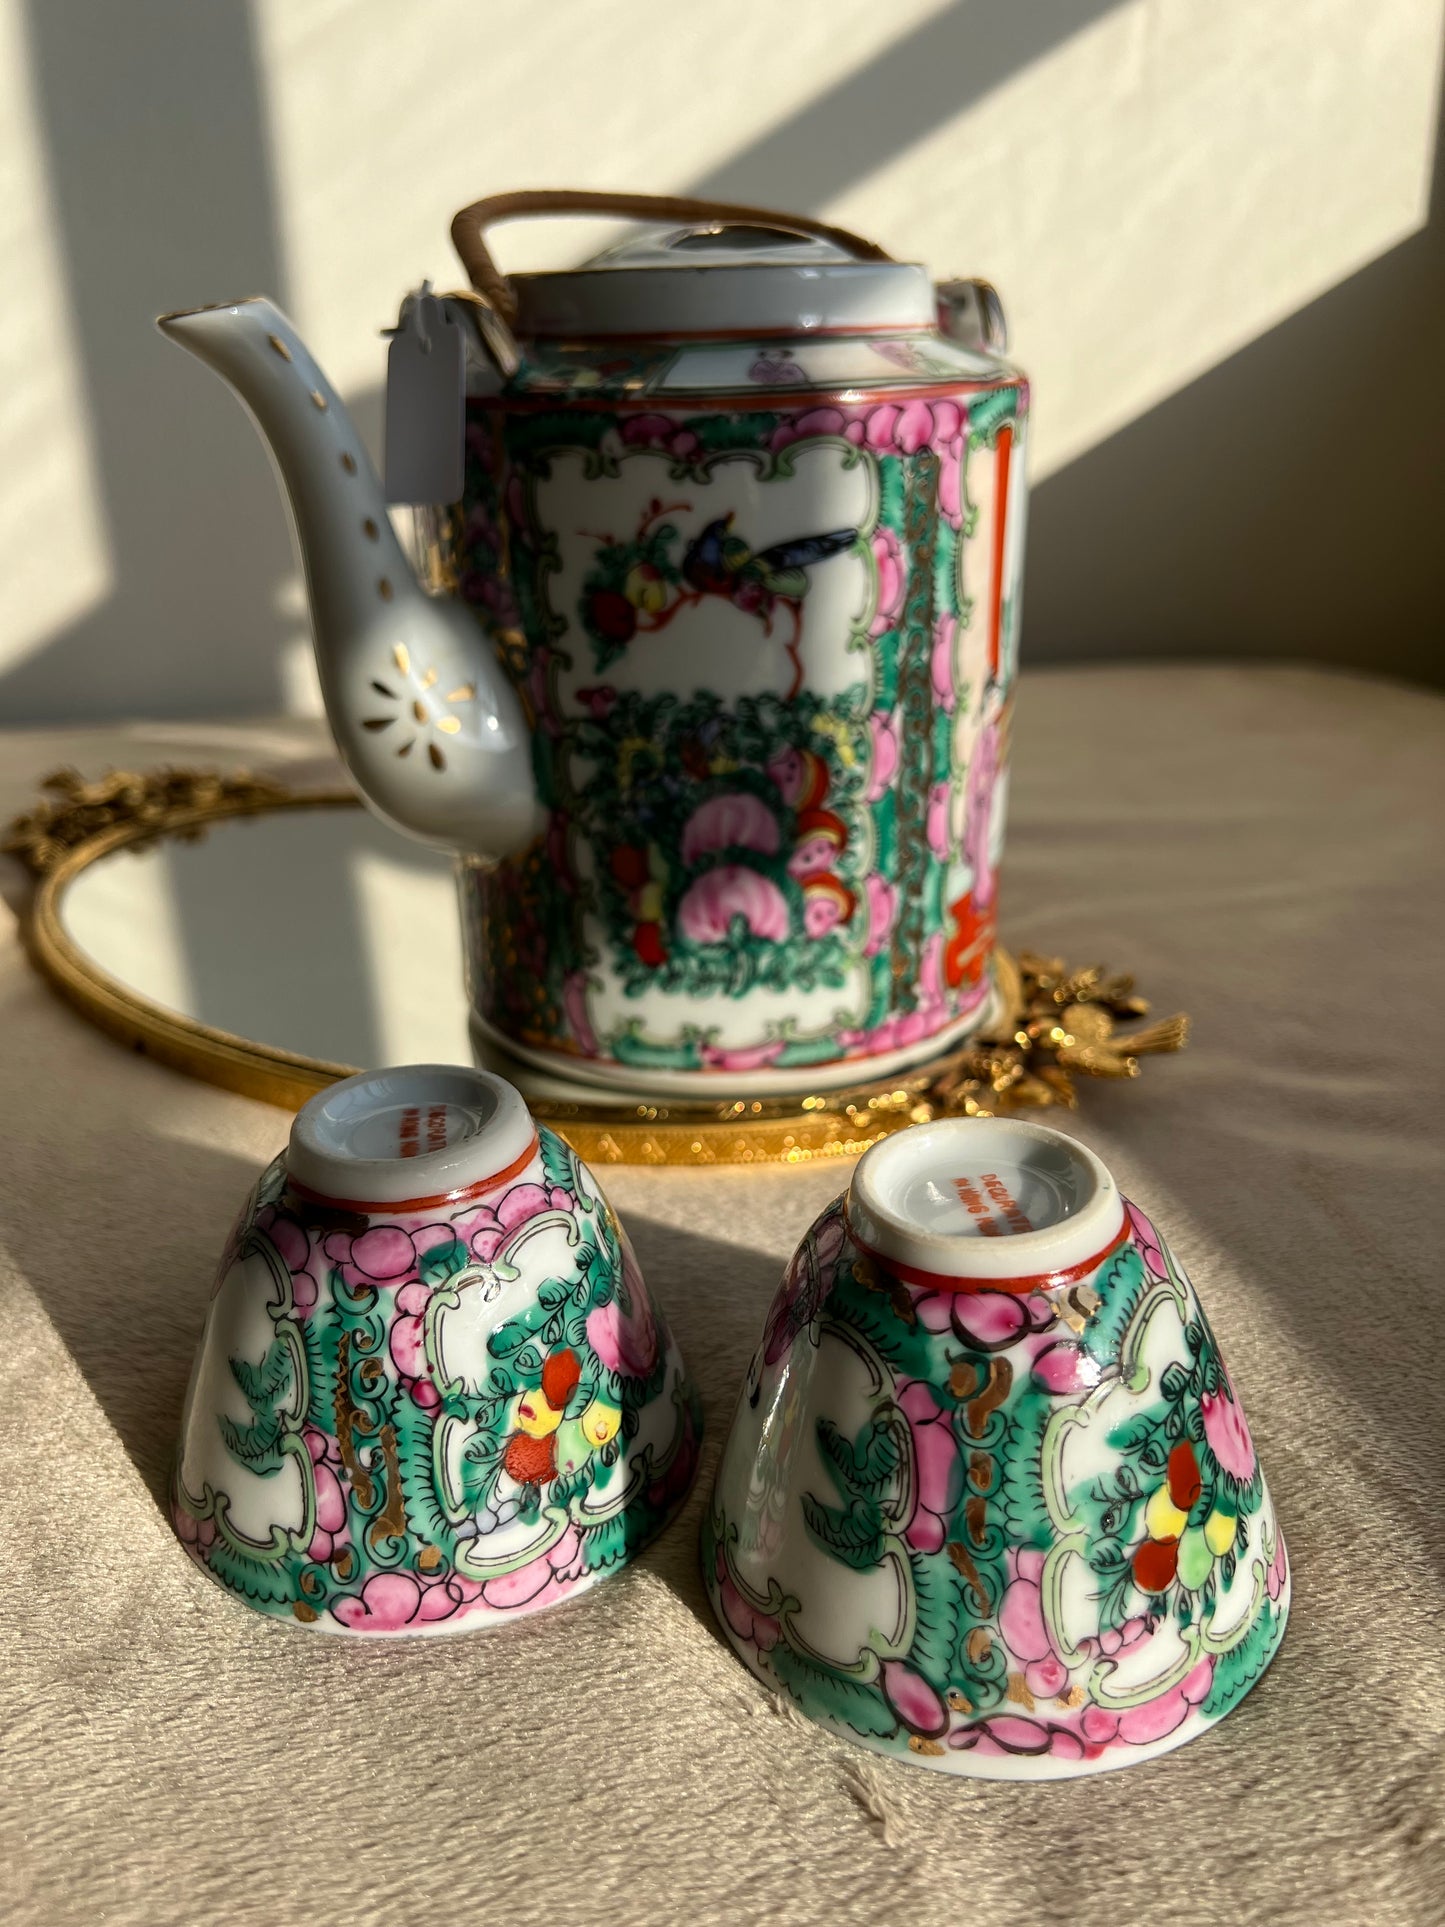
[{"left": 2, "top": 667, "right": 1442, "bottom": 1926}]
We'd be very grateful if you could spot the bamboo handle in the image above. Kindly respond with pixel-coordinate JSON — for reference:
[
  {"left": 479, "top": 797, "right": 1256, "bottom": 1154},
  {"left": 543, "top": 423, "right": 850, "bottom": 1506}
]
[{"left": 450, "top": 189, "right": 893, "bottom": 322}]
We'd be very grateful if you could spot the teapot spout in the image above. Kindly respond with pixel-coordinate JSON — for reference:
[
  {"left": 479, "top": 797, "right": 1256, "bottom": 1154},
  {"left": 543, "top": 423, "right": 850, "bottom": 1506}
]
[{"left": 156, "top": 297, "right": 542, "bottom": 858}]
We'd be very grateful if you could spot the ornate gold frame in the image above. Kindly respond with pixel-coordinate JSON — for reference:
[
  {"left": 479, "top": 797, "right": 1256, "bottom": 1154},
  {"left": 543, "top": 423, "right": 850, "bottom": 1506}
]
[{"left": 6, "top": 769, "right": 1187, "bottom": 1166}]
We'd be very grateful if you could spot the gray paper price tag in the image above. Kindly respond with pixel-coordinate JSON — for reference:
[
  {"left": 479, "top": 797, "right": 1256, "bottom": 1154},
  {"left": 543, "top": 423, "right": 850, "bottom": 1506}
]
[{"left": 384, "top": 289, "right": 466, "bottom": 505}]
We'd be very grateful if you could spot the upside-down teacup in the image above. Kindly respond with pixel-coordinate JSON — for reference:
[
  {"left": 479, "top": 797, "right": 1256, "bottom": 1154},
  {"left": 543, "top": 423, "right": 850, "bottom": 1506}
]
[
  {"left": 704, "top": 1116, "right": 1288, "bottom": 1777},
  {"left": 173, "top": 1064, "right": 700, "bottom": 1632}
]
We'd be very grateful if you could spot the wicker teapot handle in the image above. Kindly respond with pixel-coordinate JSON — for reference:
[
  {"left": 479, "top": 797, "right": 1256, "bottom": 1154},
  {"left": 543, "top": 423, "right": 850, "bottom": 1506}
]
[{"left": 449, "top": 189, "right": 893, "bottom": 323}]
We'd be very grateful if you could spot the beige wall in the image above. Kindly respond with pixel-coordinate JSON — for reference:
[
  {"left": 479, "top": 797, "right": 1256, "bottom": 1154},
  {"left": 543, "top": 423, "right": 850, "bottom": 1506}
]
[{"left": 0, "top": 0, "right": 1440, "bottom": 723}]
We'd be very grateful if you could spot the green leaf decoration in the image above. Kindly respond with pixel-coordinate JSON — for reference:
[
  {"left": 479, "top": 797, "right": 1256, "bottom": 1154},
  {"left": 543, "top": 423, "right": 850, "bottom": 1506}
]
[
  {"left": 230, "top": 1342, "right": 292, "bottom": 1404},
  {"left": 801, "top": 1493, "right": 885, "bottom": 1572},
  {"left": 419, "top": 1238, "right": 471, "bottom": 1285},
  {"left": 487, "top": 1319, "right": 533, "bottom": 1360},
  {"left": 206, "top": 1535, "right": 297, "bottom": 1607},
  {"left": 299, "top": 1316, "right": 331, "bottom": 1430},
  {"left": 332, "top": 1273, "right": 380, "bottom": 1322},
  {"left": 816, "top": 1411, "right": 905, "bottom": 1500},
  {"left": 221, "top": 1336, "right": 296, "bottom": 1476},
  {"left": 540, "top": 1128, "right": 576, "bottom": 1198},
  {"left": 1107, "top": 1409, "right": 1167, "bottom": 1456},
  {"left": 823, "top": 1277, "right": 935, "bottom": 1379},
  {"left": 218, "top": 1409, "right": 285, "bottom": 1473},
  {"left": 908, "top": 1549, "right": 959, "bottom": 1684},
  {"left": 550, "top": 1465, "right": 593, "bottom": 1512},
  {"left": 767, "top": 1643, "right": 898, "bottom": 1741},
  {"left": 1202, "top": 1599, "right": 1283, "bottom": 1718},
  {"left": 1085, "top": 1243, "right": 1150, "bottom": 1357},
  {"left": 967, "top": 384, "right": 1020, "bottom": 448},
  {"left": 998, "top": 1396, "right": 1052, "bottom": 1547},
  {"left": 579, "top": 1506, "right": 655, "bottom": 1575},
  {"left": 394, "top": 1405, "right": 455, "bottom": 1552}
]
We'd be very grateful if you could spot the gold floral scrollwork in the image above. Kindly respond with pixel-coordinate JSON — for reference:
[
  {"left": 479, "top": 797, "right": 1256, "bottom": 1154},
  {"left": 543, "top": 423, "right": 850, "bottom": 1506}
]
[{"left": 2, "top": 765, "right": 293, "bottom": 875}]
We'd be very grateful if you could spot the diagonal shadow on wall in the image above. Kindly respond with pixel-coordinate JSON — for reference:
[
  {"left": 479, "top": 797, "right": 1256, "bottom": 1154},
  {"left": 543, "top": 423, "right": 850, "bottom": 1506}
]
[
  {"left": 6, "top": 0, "right": 385, "bottom": 1062},
  {"left": 689, "top": 0, "right": 1123, "bottom": 209},
  {"left": 1024, "top": 69, "right": 1445, "bottom": 689},
  {"left": 4, "top": 0, "right": 295, "bottom": 723}
]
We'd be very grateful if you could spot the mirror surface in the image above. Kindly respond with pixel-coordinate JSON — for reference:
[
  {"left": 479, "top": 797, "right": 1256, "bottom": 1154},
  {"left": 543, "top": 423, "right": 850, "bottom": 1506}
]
[{"left": 57, "top": 807, "right": 470, "bottom": 1068}]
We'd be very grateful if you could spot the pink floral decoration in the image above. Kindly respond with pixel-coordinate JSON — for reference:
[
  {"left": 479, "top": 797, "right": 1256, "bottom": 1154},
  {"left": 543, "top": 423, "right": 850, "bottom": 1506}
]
[
  {"left": 480, "top": 1525, "right": 586, "bottom": 1615},
  {"left": 952, "top": 1290, "right": 1031, "bottom": 1351},
  {"left": 585, "top": 1248, "right": 659, "bottom": 1380},
  {"left": 763, "top": 1207, "right": 846, "bottom": 1364},
  {"left": 963, "top": 722, "right": 1001, "bottom": 911},
  {"left": 173, "top": 1504, "right": 217, "bottom": 1554},
  {"left": 1267, "top": 1529, "right": 1288, "bottom": 1602},
  {"left": 700, "top": 1039, "right": 787, "bottom": 1073},
  {"left": 999, "top": 1547, "right": 1052, "bottom": 1663},
  {"left": 304, "top": 1426, "right": 351, "bottom": 1563},
  {"left": 1032, "top": 1341, "right": 1103, "bottom": 1395},
  {"left": 984, "top": 1545, "right": 1220, "bottom": 1760},
  {"left": 895, "top": 1378, "right": 962, "bottom": 1555},
  {"left": 880, "top": 1657, "right": 949, "bottom": 1737},
  {"left": 870, "top": 526, "right": 906, "bottom": 636},
  {"left": 769, "top": 407, "right": 865, "bottom": 454},
  {"left": 931, "top": 612, "right": 957, "bottom": 712},
  {"left": 677, "top": 866, "right": 789, "bottom": 945},
  {"left": 680, "top": 792, "right": 780, "bottom": 865},
  {"left": 1125, "top": 1199, "right": 1168, "bottom": 1279},
  {"left": 918, "top": 929, "right": 945, "bottom": 1003},
  {"left": 926, "top": 779, "right": 952, "bottom": 860},
  {"left": 713, "top": 1543, "right": 781, "bottom": 1651},
  {"left": 332, "top": 1569, "right": 486, "bottom": 1633},
  {"left": 862, "top": 873, "right": 897, "bottom": 958},
  {"left": 562, "top": 970, "right": 599, "bottom": 1057},
  {"left": 1200, "top": 1383, "right": 1257, "bottom": 1483},
  {"left": 324, "top": 1224, "right": 414, "bottom": 1289},
  {"left": 863, "top": 708, "right": 901, "bottom": 805},
  {"left": 620, "top": 413, "right": 701, "bottom": 463}
]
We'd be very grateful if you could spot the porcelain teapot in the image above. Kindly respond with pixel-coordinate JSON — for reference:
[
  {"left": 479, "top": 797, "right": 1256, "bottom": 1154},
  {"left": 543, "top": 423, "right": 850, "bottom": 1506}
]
[{"left": 159, "top": 191, "right": 1029, "bottom": 1097}]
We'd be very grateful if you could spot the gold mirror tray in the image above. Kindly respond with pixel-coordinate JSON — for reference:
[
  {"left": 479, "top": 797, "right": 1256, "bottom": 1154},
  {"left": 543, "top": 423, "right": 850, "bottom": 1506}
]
[{"left": 6, "top": 769, "right": 1188, "bottom": 1166}]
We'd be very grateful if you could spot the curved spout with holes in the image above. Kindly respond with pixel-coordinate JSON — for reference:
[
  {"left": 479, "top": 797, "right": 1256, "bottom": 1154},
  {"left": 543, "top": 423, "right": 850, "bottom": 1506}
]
[{"left": 156, "top": 297, "right": 542, "bottom": 858}]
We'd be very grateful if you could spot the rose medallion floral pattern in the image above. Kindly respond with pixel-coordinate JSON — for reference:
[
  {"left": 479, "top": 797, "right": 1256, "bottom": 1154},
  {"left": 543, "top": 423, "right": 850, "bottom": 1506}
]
[
  {"left": 174, "top": 1127, "right": 700, "bottom": 1631},
  {"left": 446, "top": 378, "right": 1026, "bottom": 1078},
  {"left": 704, "top": 1196, "right": 1288, "bottom": 1777}
]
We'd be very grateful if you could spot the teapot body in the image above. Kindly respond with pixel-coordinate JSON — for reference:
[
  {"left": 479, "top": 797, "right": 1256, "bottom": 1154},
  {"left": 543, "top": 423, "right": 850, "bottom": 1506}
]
[{"left": 437, "top": 329, "right": 1028, "bottom": 1090}]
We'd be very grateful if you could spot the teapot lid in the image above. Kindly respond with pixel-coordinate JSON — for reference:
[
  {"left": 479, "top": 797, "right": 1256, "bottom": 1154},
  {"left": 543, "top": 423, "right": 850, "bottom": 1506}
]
[
  {"left": 511, "top": 222, "right": 935, "bottom": 338},
  {"left": 451, "top": 191, "right": 935, "bottom": 341}
]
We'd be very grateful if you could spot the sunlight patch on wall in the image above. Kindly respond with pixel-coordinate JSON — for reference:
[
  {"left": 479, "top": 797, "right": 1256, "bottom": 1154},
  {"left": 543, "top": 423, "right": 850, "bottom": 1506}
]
[
  {"left": 0, "top": 0, "right": 112, "bottom": 681},
  {"left": 830, "top": 0, "right": 1444, "bottom": 478},
  {"left": 252, "top": 0, "right": 956, "bottom": 393}
]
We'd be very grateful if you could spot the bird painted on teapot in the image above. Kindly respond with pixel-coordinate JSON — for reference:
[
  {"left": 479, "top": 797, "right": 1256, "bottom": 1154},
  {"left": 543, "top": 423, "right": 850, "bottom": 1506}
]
[{"left": 159, "top": 191, "right": 1027, "bottom": 1097}]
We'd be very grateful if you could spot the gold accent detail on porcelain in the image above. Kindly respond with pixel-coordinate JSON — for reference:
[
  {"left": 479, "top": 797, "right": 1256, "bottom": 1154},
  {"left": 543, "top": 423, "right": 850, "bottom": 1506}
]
[
  {"left": 267, "top": 334, "right": 292, "bottom": 361},
  {"left": 365, "top": 1424, "right": 408, "bottom": 1555},
  {"left": 340, "top": 451, "right": 357, "bottom": 474},
  {"left": 360, "top": 658, "right": 471, "bottom": 768},
  {"left": 309, "top": 389, "right": 328, "bottom": 411}
]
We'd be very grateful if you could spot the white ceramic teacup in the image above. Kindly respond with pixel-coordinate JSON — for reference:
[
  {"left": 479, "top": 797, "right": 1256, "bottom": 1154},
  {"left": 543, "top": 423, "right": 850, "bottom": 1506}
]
[
  {"left": 705, "top": 1116, "right": 1288, "bottom": 1777},
  {"left": 174, "top": 1064, "right": 700, "bottom": 1632}
]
